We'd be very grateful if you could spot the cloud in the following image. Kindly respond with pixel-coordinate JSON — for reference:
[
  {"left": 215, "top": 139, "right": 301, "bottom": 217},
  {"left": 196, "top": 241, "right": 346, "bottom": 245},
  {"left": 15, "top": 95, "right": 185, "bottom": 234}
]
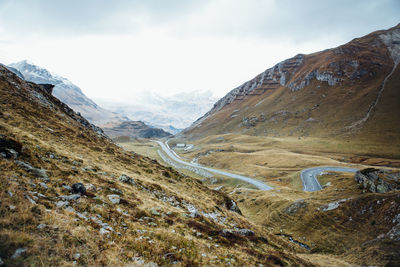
[
  {"left": 0, "top": 0, "right": 399, "bottom": 101},
  {"left": 0, "top": 0, "right": 398, "bottom": 42}
]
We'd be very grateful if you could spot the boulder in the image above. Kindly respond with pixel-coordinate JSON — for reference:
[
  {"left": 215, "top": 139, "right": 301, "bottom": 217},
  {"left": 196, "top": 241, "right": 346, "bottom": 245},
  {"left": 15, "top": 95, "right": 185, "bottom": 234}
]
[
  {"left": 15, "top": 160, "right": 48, "bottom": 179},
  {"left": 355, "top": 168, "right": 400, "bottom": 193},
  {"left": 71, "top": 183, "right": 86, "bottom": 194},
  {"left": 108, "top": 194, "right": 120, "bottom": 204},
  {"left": 119, "top": 175, "right": 135, "bottom": 185},
  {"left": 11, "top": 248, "right": 27, "bottom": 259},
  {"left": 286, "top": 199, "right": 307, "bottom": 214},
  {"left": 224, "top": 197, "right": 242, "bottom": 215},
  {"left": 236, "top": 229, "right": 255, "bottom": 236}
]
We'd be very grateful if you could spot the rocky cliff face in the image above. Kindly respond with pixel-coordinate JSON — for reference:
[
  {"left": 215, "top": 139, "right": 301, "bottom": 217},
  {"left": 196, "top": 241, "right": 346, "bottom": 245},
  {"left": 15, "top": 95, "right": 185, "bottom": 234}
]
[{"left": 355, "top": 168, "right": 400, "bottom": 193}]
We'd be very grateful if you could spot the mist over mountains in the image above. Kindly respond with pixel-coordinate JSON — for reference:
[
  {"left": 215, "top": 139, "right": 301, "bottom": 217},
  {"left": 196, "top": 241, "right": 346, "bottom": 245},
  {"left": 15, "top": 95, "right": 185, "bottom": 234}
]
[{"left": 95, "top": 91, "right": 217, "bottom": 134}]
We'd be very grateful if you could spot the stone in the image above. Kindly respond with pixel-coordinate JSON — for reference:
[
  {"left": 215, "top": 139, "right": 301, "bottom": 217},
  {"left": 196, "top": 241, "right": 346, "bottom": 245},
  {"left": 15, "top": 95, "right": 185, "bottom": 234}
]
[
  {"left": 73, "top": 253, "right": 81, "bottom": 260},
  {"left": 60, "top": 194, "right": 81, "bottom": 201},
  {"left": 15, "top": 161, "right": 48, "bottom": 179},
  {"left": 9, "top": 205, "right": 16, "bottom": 210},
  {"left": 286, "top": 200, "right": 307, "bottom": 214},
  {"left": 37, "top": 223, "right": 46, "bottom": 230},
  {"left": 99, "top": 228, "right": 110, "bottom": 235},
  {"left": 39, "top": 182, "right": 48, "bottom": 189},
  {"left": 71, "top": 183, "right": 86, "bottom": 194},
  {"left": 119, "top": 175, "right": 135, "bottom": 185},
  {"left": 85, "top": 183, "right": 96, "bottom": 192},
  {"left": 26, "top": 195, "right": 37, "bottom": 205},
  {"left": 186, "top": 204, "right": 200, "bottom": 218},
  {"left": 5, "top": 148, "right": 18, "bottom": 159},
  {"left": 150, "top": 208, "right": 161, "bottom": 216},
  {"left": 236, "top": 229, "right": 255, "bottom": 236},
  {"left": 108, "top": 194, "right": 120, "bottom": 204},
  {"left": 62, "top": 185, "right": 72, "bottom": 192},
  {"left": 56, "top": 201, "right": 69, "bottom": 208},
  {"left": 225, "top": 199, "right": 242, "bottom": 215},
  {"left": 355, "top": 168, "right": 400, "bottom": 193},
  {"left": 11, "top": 248, "right": 27, "bottom": 259}
]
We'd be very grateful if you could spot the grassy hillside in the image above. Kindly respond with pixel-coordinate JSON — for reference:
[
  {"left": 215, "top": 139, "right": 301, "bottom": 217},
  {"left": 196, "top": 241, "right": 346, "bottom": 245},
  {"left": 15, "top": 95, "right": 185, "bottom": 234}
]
[{"left": 0, "top": 65, "right": 313, "bottom": 266}]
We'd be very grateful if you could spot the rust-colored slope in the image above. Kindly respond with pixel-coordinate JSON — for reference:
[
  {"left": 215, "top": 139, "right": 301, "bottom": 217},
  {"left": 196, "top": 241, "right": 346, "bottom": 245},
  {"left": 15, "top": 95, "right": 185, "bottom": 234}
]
[{"left": 183, "top": 24, "right": 400, "bottom": 146}]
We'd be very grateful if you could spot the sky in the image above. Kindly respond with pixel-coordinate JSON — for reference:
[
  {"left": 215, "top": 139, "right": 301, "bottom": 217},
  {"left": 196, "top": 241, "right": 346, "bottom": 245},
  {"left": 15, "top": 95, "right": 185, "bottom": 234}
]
[{"left": 0, "top": 0, "right": 399, "bottom": 101}]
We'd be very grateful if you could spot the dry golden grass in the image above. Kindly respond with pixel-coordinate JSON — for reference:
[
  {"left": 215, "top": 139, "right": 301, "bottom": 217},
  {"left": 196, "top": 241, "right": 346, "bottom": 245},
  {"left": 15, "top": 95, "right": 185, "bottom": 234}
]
[{"left": 0, "top": 66, "right": 314, "bottom": 266}]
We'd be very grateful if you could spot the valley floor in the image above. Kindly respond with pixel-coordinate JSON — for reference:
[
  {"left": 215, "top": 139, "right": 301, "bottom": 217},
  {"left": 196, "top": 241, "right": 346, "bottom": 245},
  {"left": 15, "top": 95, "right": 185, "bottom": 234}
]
[{"left": 119, "top": 134, "right": 400, "bottom": 266}]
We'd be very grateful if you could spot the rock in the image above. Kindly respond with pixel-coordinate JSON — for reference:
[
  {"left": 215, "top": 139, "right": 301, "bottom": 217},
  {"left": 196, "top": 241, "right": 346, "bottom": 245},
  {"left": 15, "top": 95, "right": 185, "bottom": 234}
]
[
  {"left": 220, "top": 229, "right": 236, "bottom": 238},
  {"left": 37, "top": 223, "right": 46, "bottom": 230},
  {"left": 150, "top": 208, "right": 161, "bottom": 216},
  {"left": 321, "top": 198, "right": 349, "bottom": 211},
  {"left": 214, "top": 186, "right": 224, "bottom": 191},
  {"left": 0, "top": 135, "right": 22, "bottom": 159},
  {"left": 15, "top": 161, "right": 48, "bottom": 179},
  {"left": 31, "top": 168, "right": 48, "bottom": 179},
  {"left": 236, "top": 229, "right": 255, "bottom": 236},
  {"left": 5, "top": 148, "right": 18, "bottom": 159},
  {"left": 108, "top": 194, "right": 120, "bottom": 204},
  {"left": 60, "top": 194, "right": 81, "bottom": 201},
  {"left": 85, "top": 183, "right": 96, "bottom": 192},
  {"left": 323, "top": 182, "right": 331, "bottom": 188},
  {"left": 62, "top": 185, "right": 72, "bottom": 192},
  {"left": 56, "top": 201, "right": 69, "bottom": 208},
  {"left": 9, "top": 205, "right": 16, "bottom": 210},
  {"left": 73, "top": 253, "right": 81, "bottom": 260},
  {"left": 109, "top": 187, "right": 123, "bottom": 195},
  {"left": 355, "top": 168, "right": 400, "bottom": 193},
  {"left": 224, "top": 198, "right": 242, "bottom": 215},
  {"left": 39, "top": 182, "right": 48, "bottom": 189},
  {"left": 119, "top": 175, "right": 135, "bottom": 185},
  {"left": 71, "top": 183, "right": 86, "bottom": 194},
  {"left": 99, "top": 228, "right": 110, "bottom": 235},
  {"left": 11, "top": 248, "right": 27, "bottom": 259},
  {"left": 186, "top": 204, "right": 200, "bottom": 218},
  {"left": 82, "top": 166, "right": 97, "bottom": 172},
  {"left": 286, "top": 200, "right": 307, "bottom": 214},
  {"left": 25, "top": 195, "right": 37, "bottom": 205}
]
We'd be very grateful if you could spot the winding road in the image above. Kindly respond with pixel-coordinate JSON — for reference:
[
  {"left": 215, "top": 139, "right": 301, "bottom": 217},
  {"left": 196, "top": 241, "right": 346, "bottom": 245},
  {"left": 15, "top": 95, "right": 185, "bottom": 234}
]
[
  {"left": 156, "top": 140, "right": 358, "bottom": 192},
  {"left": 155, "top": 140, "right": 273, "bottom": 190},
  {"left": 301, "top": 166, "right": 358, "bottom": 192}
]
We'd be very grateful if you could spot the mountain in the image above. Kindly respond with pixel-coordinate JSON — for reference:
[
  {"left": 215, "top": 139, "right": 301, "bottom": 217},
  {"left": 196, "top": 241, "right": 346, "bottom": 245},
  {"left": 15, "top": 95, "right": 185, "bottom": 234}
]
[
  {"left": 181, "top": 24, "right": 400, "bottom": 145},
  {"left": 101, "top": 121, "right": 172, "bottom": 139},
  {"left": 96, "top": 91, "right": 218, "bottom": 134},
  {"left": 8, "top": 60, "right": 128, "bottom": 126},
  {"left": 0, "top": 63, "right": 313, "bottom": 266},
  {"left": 7, "top": 60, "right": 172, "bottom": 138}
]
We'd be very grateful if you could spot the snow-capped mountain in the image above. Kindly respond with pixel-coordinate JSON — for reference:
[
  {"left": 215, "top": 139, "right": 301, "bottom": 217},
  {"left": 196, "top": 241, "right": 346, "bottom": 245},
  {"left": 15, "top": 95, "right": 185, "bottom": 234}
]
[
  {"left": 95, "top": 91, "right": 218, "bottom": 134},
  {"left": 8, "top": 60, "right": 127, "bottom": 126}
]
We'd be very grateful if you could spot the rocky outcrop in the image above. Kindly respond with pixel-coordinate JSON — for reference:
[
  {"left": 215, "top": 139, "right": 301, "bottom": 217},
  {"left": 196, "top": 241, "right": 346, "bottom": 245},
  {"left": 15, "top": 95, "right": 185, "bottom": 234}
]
[
  {"left": 355, "top": 168, "right": 400, "bottom": 193},
  {"left": 189, "top": 54, "right": 304, "bottom": 127}
]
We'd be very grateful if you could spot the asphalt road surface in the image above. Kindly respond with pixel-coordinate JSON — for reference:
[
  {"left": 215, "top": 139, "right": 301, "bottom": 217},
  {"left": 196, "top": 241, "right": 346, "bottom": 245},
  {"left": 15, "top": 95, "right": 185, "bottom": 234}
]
[
  {"left": 301, "top": 166, "right": 358, "bottom": 192},
  {"left": 155, "top": 140, "right": 273, "bottom": 190}
]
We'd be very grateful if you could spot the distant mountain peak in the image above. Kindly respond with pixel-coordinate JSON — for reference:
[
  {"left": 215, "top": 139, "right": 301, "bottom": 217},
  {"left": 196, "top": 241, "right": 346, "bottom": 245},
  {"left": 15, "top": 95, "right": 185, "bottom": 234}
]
[{"left": 8, "top": 60, "right": 126, "bottom": 125}]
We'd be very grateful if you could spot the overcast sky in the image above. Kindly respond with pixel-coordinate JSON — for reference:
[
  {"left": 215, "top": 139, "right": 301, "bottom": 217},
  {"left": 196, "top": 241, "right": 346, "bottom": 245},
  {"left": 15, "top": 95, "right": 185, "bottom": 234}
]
[{"left": 0, "top": 0, "right": 399, "bottom": 101}]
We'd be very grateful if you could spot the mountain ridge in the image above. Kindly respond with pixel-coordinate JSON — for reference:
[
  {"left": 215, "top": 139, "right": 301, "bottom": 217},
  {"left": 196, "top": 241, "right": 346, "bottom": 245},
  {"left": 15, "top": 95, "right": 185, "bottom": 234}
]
[
  {"left": 181, "top": 24, "right": 400, "bottom": 143},
  {"left": 7, "top": 60, "right": 172, "bottom": 138}
]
